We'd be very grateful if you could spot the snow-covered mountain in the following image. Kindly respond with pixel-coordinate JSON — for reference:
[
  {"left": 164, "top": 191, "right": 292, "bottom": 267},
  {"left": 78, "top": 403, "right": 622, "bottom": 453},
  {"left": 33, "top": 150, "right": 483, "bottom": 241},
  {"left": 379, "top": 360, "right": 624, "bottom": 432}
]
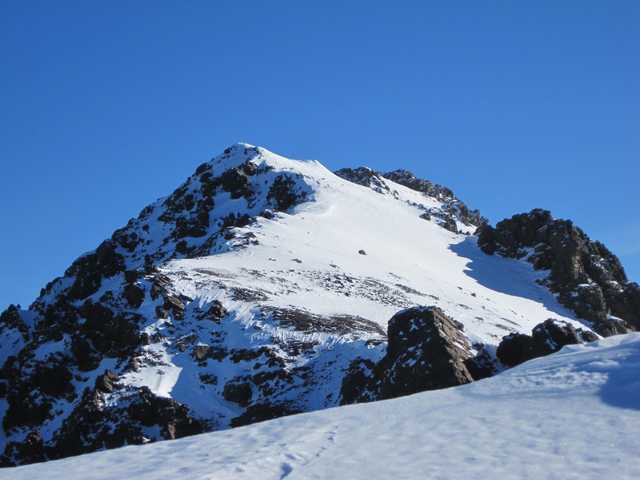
[
  {"left": 1, "top": 143, "right": 638, "bottom": 467},
  {"left": 3, "top": 333, "right": 639, "bottom": 480}
]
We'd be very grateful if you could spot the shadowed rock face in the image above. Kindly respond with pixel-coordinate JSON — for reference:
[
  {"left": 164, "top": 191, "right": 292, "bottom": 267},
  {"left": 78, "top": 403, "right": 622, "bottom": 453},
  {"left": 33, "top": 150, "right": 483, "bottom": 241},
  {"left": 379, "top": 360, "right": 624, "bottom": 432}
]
[
  {"left": 341, "top": 307, "right": 492, "bottom": 404},
  {"left": 478, "top": 209, "right": 640, "bottom": 335},
  {"left": 497, "top": 319, "right": 598, "bottom": 367}
]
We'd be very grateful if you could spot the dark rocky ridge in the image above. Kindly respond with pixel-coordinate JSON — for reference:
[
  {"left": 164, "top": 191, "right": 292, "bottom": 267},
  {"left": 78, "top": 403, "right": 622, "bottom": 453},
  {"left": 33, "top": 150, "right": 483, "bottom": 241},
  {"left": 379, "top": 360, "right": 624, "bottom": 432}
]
[
  {"left": 477, "top": 209, "right": 640, "bottom": 335},
  {"left": 335, "top": 167, "right": 485, "bottom": 233}
]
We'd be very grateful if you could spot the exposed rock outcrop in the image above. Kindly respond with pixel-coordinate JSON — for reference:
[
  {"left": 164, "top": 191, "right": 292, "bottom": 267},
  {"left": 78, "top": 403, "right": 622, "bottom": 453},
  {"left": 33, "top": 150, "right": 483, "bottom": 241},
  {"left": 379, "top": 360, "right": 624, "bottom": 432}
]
[
  {"left": 478, "top": 209, "right": 640, "bottom": 335},
  {"left": 335, "top": 167, "right": 485, "bottom": 230},
  {"left": 497, "top": 319, "right": 598, "bottom": 367},
  {"left": 382, "top": 169, "right": 485, "bottom": 227},
  {"left": 341, "top": 307, "right": 492, "bottom": 404},
  {"left": 380, "top": 307, "right": 475, "bottom": 398},
  {"left": 267, "top": 174, "right": 309, "bottom": 211},
  {"left": 335, "top": 167, "right": 391, "bottom": 194},
  {"left": 47, "top": 387, "right": 206, "bottom": 463}
]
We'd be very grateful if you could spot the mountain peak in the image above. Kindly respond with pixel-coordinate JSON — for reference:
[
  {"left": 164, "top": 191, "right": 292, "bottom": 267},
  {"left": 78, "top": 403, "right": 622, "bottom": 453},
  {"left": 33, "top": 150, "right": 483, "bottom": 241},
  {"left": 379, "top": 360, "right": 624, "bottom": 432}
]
[{"left": 1, "top": 144, "right": 638, "bottom": 467}]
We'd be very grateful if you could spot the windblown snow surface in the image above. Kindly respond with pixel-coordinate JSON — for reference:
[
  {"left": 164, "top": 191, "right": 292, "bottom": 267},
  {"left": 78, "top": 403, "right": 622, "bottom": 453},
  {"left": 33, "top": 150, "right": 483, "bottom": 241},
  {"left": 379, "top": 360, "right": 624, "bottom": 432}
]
[{"left": 4, "top": 333, "right": 639, "bottom": 480}]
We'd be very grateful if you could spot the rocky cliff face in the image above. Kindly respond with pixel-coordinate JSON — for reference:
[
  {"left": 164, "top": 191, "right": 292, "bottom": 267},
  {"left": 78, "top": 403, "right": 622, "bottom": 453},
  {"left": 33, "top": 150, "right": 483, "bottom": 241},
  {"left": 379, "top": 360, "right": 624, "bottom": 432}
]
[
  {"left": 477, "top": 209, "right": 640, "bottom": 335},
  {"left": 1, "top": 145, "right": 635, "bottom": 467}
]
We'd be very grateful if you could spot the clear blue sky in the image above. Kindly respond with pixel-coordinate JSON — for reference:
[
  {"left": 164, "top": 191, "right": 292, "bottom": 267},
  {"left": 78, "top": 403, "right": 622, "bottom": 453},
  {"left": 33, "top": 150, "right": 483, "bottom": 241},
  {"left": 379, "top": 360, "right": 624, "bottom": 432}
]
[{"left": 1, "top": 1, "right": 638, "bottom": 311}]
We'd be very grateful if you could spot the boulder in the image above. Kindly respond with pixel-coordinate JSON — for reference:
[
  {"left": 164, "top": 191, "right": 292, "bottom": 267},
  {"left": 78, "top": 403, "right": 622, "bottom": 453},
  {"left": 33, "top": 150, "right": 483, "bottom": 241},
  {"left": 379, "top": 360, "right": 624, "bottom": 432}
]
[
  {"left": 495, "top": 333, "right": 535, "bottom": 368},
  {"left": 341, "top": 306, "right": 479, "bottom": 404},
  {"left": 192, "top": 345, "right": 227, "bottom": 363},
  {"left": 340, "top": 358, "right": 378, "bottom": 405},
  {"left": 531, "top": 319, "right": 598, "bottom": 353},
  {"left": 218, "top": 166, "right": 252, "bottom": 199},
  {"left": 124, "top": 270, "right": 140, "bottom": 283},
  {"left": 70, "top": 336, "right": 101, "bottom": 371},
  {"left": 380, "top": 307, "right": 474, "bottom": 398},
  {"left": 609, "top": 282, "right": 640, "bottom": 331},
  {"left": 3, "top": 387, "right": 53, "bottom": 432},
  {"left": 79, "top": 302, "right": 141, "bottom": 356},
  {"left": 442, "top": 216, "right": 458, "bottom": 234},
  {"left": 127, "top": 387, "right": 205, "bottom": 439},
  {"left": 497, "top": 319, "right": 598, "bottom": 367},
  {"left": 201, "top": 300, "right": 227, "bottom": 322}
]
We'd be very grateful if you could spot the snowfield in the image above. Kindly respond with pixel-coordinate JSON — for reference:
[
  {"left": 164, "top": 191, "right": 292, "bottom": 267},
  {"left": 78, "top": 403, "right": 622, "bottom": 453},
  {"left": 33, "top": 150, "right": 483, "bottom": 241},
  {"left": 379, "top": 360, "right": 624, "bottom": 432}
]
[
  {"left": 4, "top": 333, "right": 639, "bottom": 480},
  {"left": 160, "top": 145, "right": 585, "bottom": 346}
]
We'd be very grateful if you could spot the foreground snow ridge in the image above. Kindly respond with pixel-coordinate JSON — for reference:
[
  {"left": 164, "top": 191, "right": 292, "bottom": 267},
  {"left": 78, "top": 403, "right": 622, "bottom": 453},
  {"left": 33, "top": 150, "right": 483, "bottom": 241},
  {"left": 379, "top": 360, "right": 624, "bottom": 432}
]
[{"left": 4, "top": 334, "right": 639, "bottom": 480}]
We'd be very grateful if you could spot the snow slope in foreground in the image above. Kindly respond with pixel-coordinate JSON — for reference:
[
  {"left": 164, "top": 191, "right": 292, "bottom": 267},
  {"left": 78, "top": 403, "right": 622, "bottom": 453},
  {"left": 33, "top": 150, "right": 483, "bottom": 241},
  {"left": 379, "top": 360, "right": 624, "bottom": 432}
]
[{"left": 4, "top": 333, "right": 639, "bottom": 480}]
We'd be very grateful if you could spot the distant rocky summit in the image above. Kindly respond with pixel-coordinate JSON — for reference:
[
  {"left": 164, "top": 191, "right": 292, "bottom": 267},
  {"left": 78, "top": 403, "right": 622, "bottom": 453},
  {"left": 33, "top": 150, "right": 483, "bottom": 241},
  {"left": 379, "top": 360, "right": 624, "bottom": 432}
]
[{"left": 0, "top": 144, "right": 637, "bottom": 467}]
